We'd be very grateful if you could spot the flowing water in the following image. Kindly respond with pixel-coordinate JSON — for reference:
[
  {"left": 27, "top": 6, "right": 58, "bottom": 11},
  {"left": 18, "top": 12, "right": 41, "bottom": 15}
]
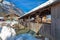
[{"left": 15, "top": 34, "right": 39, "bottom": 40}]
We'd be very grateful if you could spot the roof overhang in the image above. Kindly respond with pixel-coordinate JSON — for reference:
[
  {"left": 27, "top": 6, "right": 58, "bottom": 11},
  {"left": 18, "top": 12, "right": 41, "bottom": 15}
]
[{"left": 20, "top": 0, "right": 60, "bottom": 18}]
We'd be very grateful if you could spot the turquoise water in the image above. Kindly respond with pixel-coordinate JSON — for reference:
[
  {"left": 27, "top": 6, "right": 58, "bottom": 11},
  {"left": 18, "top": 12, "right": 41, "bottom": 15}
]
[{"left": 15, "top": 34, "right": 38, "bottom": 40}]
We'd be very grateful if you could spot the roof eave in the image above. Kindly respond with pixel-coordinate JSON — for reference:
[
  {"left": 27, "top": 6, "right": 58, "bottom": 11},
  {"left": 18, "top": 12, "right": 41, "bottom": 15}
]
[{"left": 20, "top": 0, "right": 59, "bottom": 18}]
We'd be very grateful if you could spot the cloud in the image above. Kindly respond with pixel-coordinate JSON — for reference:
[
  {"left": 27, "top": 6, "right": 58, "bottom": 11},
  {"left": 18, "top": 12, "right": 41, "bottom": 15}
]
[{"left": 3, "top": 1, "right": 11, "bottom": 5}]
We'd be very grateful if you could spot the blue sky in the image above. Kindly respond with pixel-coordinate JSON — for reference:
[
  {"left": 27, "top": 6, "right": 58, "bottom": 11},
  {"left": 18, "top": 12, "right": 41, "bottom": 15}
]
[{"left": 6, "top": 0, "right": 48, "bottom": 13}]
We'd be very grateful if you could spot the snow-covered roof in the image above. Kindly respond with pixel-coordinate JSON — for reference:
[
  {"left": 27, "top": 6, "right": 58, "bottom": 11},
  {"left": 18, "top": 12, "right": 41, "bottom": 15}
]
[
  {"left": 0, "top": 17, "right": 4, "bottom": 19},
  {"left": 20, "top": 0, "right": 57, "bottom": 18}
]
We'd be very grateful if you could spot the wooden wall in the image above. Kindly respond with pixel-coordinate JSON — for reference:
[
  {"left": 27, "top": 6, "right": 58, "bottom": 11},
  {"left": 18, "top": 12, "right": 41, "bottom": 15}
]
[{"left": 51, "top": 3, "right": 60, "bottom": 40}]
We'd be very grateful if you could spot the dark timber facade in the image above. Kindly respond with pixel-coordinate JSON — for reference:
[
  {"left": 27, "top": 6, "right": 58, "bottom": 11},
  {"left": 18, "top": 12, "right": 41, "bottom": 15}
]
[{"left": 19, "top": 0, "right": 60, "bottom": 40}]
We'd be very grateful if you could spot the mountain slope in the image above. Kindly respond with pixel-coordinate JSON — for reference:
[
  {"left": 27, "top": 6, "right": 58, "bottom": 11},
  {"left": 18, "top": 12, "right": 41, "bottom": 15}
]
[{"left": 0, "top": 1, "right": 24, "bottom": 17}]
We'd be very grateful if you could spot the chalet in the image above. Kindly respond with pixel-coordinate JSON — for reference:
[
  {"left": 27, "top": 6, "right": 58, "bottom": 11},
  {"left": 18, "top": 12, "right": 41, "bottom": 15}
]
[{"left": 19, "top": 0, "right": 60, "bottom": 40}]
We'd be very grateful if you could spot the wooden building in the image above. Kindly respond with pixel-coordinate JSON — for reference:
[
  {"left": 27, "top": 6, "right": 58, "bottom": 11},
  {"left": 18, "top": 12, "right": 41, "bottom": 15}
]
[
  {"left": 19, "top": 0, "right": 60, "bottom": 40},
  {"left": 4, "top": 13, "right": 20, "bottom": 21}
]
